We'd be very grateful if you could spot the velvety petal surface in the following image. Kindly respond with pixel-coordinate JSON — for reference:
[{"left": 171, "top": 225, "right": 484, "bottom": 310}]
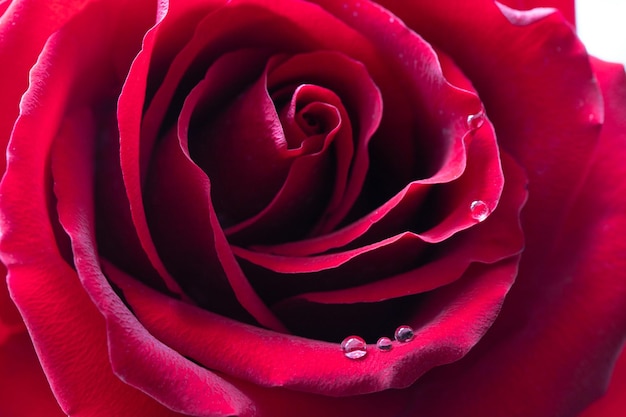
[
  {"left": 0, "top": 0, "right": 92, "bottom": 163},
  {"left": 0, "top": 0, "right": 244, "bottom": 415},
  {"left": 1, "top": 104, "right": 190, "bottom": 416},
  {"left": 52, "top": 108, "right": 256, "bottom": 416},
  {"left": 390, "top": 57, "right": 626, "bottom": 417},
  {"left": 0, "top": 330, "right": 66, "bottom": 417},
  {"left": 0, "top": 264, "right": 23, "bottom": 328},
  {"left": 579, "top": 344, "right": 626, "bottom": 417}
]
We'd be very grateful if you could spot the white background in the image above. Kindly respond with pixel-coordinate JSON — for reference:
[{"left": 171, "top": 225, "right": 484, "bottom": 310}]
[{"left": 576, "top": 0, "right": 626, "bottom": 66}]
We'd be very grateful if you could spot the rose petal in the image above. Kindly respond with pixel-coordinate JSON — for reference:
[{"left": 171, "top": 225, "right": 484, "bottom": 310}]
[
  {"left": 6, "top": 258, "right": 211, "bottom": 416},
  {"left": 179, "top": 53, "right": 362, "bottom": 243},
  {"left": 268, "top": 151, "right": 524, "bottom": 341},
  {"left": 140, "top": 0, "right": 497, "bottom": 260},
  {"left": 233, "top": 123, "right": 505, "bottom": 289},
  {"left": 0, "top": 263, "right": 24, "bottom": 328},
  {"left": 116, "top": 1, "right": 190, "bottom": 299},
  {"left": 94, "top": 103, "right": 173, "bottom": 293},
  {"left": 311, "top": 0, "right": 484, "bottom": 182},
  {"left": 183, "top": 52, "right": 298, "bottom": 227},
  {"left": 394, "top": 58, "right": 626, "bottom": 417},
  {"left": 376, "top": 0, "right": 602, "bottom": 258},
  {"left": 0, "top": 331, "right": 66, "bottom": 417},
  {"left": 250, "top": 181, "right": 430, "bottom": 256},
  {"left": 271, "top": 152, "right": 525, "bottom": 307},
  {"left": 579, "top": 344, "right": 626, "bottom": 417},
  {"left": 145, "top": 123, "right": 288, "bottom": 332},
  {"left": 50, "top": 108, "right": 257, "bottom": 417},
  {"left": 249, "top": 0, "right": 502, "bottom": 257},
  {"left": 120, "top": 0, "right": 377, "bottom": 300},
  {"left": 143, "top": 49, "right": 288, "bottom": 323},
  {"left": 0, "top": 3, "right": 255, "bottom": 414},
  {"left": 218, "top": 51, "right": 380, "bottom": 242},
  {"left": 138, "top": 0, "right": 377, "bottom": 171},
  {"left": 263, "top": 51, "right": 381, "bottom": 235},
  {"left": 0, "top": 0, "right": 10, "bottom": 16},
  {"left": 0, "top": 0, "right": 91, "bottom": 157},
  {"left": 495, "top": 1, "right": 556, "bottom": 26},
  {"left": 1, "top": 104, "right": 189, "bottom": 416},
  {"left": 109, "top": 253, "right": 518, "bottom": 396},
  {"left": 234, "top": 233, "right": 428, "bottom": 275}
]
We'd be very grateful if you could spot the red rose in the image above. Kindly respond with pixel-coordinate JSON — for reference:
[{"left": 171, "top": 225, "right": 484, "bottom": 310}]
[{"left": 1, "top": 0, "right": 625, "bottom": 416}]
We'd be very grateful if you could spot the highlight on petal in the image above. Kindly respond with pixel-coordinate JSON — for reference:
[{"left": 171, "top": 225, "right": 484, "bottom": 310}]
[
  {"left": 495, "top": 1, "right": 556, "bottom": 26},
  {"left": 496, "top": 0, "right": 575, "bottom": 26}
]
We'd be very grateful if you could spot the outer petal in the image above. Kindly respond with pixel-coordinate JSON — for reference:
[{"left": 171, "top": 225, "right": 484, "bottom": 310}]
[
  {"left": 2, "top": 89, "right": 194, "bottom": 416},
  {"left": 579, "top": 344, "right": 626, "bottom": 417},
  {"left": 394, "top": 59, "right": 626, "bottom": 417},
  {"left": 0, "top": 331, "right": 66, "bottom": 417},
  {"left": 0, "top": 264, "right": 23, "bottom": 327},
  {"left": 574, "top": 59, "right": 626, "bottom": 417},
  {"left": 0, "top": 0, "right": 92, "bottom": 164},
  {"left": 5, "top": 257, "right": 193, "bottom": 416},
  {"left": 0, "top": 0, "right": 205, "bottom": 415},
  {"left": 51, "top": 108, "right": 256, "bottom": 416}
]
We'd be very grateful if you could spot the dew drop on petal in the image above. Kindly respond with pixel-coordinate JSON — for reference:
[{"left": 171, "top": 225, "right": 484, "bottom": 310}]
[
  {"left": 394, "top": 325, "right": 415, "bottom": 343},
  {"left": 466, "top": 111, "right": 485, "bottom": 131},
  {"left": 470, "top": 200, "right": 490, "bottom": 222},
  {"left": 341, "top": 336, "right": 367, "bottom": 359},
  {"left": 376, "top": 337, "right": 393, "bottom": 351}
]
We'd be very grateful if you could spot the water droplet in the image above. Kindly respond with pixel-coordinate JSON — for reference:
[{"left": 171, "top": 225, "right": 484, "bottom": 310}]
[
  {"left": 394, "top": 325, "right": 415, "bottom": 343},
  {"left": 470, "top": 200, "right": 490, "bottom": 222},
  {"left": 377, "top": 337, "right": 393, "bottom": 351},
  {"left": 466, "top": 111, "right": 485, "bottom": 131},
  {"left": 341, "top": 336, "right": 367, "bottom": 359}
]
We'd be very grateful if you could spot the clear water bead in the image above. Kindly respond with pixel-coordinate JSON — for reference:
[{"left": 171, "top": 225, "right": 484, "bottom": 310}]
[
  {"left": 376, "top": 337, "right": 393, "bottom": 351},
  {"left": 341, "top": 336, "right": 367, "bottom": 359},
  {"left": 470, "top": 200, "right": 490, "bottom": 222},
  {"left": 394, "top": 325, "right": 415, "bottom": 343},
  {"left": 466, "top": 111, "right": 485, "bottom": 131}
]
